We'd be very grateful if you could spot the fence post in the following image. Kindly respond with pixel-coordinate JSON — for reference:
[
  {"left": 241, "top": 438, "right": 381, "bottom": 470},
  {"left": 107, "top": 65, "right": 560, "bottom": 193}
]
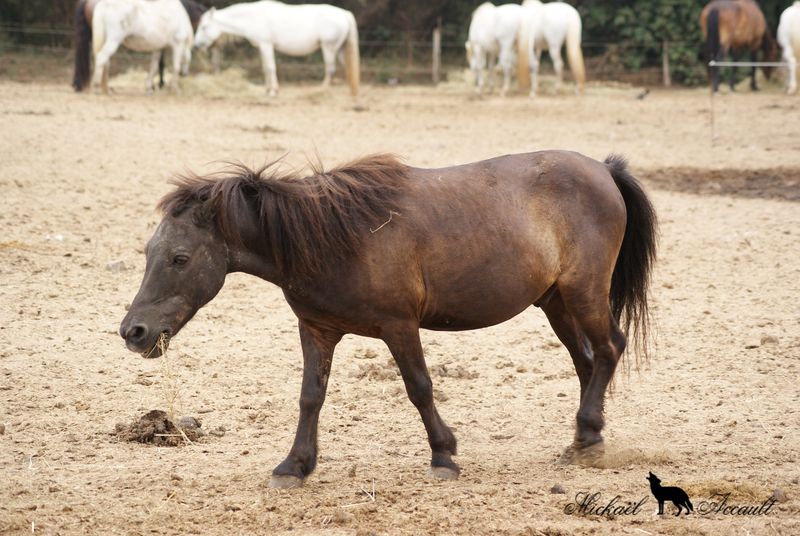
[
  {"left": 432, "top": 18, "right": 442, "bottom": 85},
  {"left": 662, "top": 40, "right": 671, "bottom": 87}
]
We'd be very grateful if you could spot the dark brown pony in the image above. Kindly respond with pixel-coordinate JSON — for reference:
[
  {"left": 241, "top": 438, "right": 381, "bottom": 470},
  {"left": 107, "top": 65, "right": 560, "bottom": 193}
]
[
  {"left": 119, "top": 151, "right": 657, "bottom": 488},
  {"left": 72, "top": 0, "right": 101, "bottom": 91},
  {"left": 701, "top": 0, "right": 778, "bottom": 92}
]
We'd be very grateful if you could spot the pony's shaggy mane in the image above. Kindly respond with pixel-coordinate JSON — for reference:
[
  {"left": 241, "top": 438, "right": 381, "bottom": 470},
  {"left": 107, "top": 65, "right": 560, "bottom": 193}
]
[{"left": 158, "top": 154, "right": 409, "bottom": 275}]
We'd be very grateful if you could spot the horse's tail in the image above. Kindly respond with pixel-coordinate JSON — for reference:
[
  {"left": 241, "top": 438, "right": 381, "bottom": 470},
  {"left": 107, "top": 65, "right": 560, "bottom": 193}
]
[
  {"left": 605, "top": 154, "right": 657, "bottom": 363},
  {"left": 344, "top": 11, "right": 360, "bottom": 98},
  {"left": 516, "top": 13, "right": 531, "bottom": 91},
  {"left": 72, "top": 0, "right": 92, "bottom": 91},
  {"left": 706, "top": 8, "right": 721, "bottom": 71},
  {"left": 92, "top": 1, "right": 107, "bottom": 57},
  {"left": 565, "top": 9, "right": 585, "bottom": 93}
]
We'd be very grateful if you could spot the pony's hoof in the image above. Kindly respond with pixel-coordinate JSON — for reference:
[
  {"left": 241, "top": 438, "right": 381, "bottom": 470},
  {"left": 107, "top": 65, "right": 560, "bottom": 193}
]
[
  {"left": 428, "top": 466, "right": 459, "bottom": 481},
  {"left": 269, "top": 474, "right": 303, "bottom": 489},
  {"left": 558, "top": 441, "right": 605, "bottom": 466}
]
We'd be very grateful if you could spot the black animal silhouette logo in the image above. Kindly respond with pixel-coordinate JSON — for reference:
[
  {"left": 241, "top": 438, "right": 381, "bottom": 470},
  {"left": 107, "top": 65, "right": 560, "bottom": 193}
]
[{"left": 647, "top": 472, "right": 694, "bottom": 516}]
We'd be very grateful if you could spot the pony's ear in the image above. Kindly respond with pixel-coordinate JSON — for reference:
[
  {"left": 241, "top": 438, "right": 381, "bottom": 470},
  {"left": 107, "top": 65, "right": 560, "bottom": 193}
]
[
  {"left": 209, "top": 6, "right": 215, "bottom": 17},
  {"left": 192, "top": 197, "right": 217, "bottom": 226}
]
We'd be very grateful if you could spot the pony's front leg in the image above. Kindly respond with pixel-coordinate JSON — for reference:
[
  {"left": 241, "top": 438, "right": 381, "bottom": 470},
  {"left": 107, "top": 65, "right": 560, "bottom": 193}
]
[
  {"left": 383, "top": 323, "right": 459, "bottom": 480},
  {"left": 270, "top": 321, "right": 342, "bottom": 488},
  {"left": 146, "top": 51, "right": 160, "bottom": 92},
  {"left": 259, "top": 43, "right": 279, "bottom": 97}
]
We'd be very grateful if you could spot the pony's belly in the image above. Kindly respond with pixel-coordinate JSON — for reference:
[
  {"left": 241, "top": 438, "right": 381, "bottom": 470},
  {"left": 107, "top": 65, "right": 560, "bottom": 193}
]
[
  {"left": 124, "top": 35, "right": 165, "bottom": 51},
  {"left": 275, "top": 40, "right": 322, "bottom": 57},
  {"left": 420, "top": 303, "right": 532, "bottom": 332}
]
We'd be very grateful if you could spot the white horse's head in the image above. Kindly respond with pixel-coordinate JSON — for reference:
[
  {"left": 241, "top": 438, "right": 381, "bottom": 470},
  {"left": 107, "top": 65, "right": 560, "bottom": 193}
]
[{"left": 194, "top": 8, "right": 222, "bottom": 49}]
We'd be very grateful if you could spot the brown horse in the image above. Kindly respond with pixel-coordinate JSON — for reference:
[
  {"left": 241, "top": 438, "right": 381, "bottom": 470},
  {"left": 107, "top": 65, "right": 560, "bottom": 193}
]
[
  {"left": 119, "top": 151, "right": 657, "bottom": 488},
  {"left": 701, "top": 0, "right": 778, "bottom": 92}
]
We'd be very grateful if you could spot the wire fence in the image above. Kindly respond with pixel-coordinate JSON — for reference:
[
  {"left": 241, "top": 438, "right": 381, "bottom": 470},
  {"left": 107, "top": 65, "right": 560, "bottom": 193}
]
[{"left": 0, "top": 23, "right": 707, "bottom": 86}]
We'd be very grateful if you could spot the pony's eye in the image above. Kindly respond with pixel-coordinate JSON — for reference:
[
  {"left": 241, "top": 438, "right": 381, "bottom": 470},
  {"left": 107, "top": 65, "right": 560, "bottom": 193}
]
[{"left": 173, "top": 254, "right": 189, "bottom": 266}]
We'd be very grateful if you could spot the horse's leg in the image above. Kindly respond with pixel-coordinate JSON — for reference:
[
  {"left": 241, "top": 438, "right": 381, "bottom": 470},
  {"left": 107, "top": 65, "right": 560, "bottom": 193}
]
[
  {"left": 499, "top": 44, "right": 515, "bottom": 97},
  {"left": 212, "top": 45, "right": 222, "bottom": 74},
  {"left": 729, "top": 48, "right": 739, "bottom": 91},
  {"left": 557, "top": 281, "right": 625, "bottom": 461},
  {"left": 541, "top": 291, "right": 593, "bottom": 402},
  {"left": 487, "top": 52, "right": 497, "bottom": 93},
  {"left": 181, "top": 43, "right": 191, "bottom": 77},
  {"left": 170, "top": 44, "right": 183, "bottom": 92},
  {"left": 320, "top": 43, "right": 337, "bottom": 88},
  {"left": 383, "top": 323, "right": 459, "bottom": 479},
  {"left": 550, "top": 43, "right": 565, "bottom": 94},
  {"left": 259, "top": 43, "right": 279, "bottom": 97},
  {"left": 712, "top": 46, "right": 723, "bottom": 92},
  {"left": 470, "top": 45, "right": 484, "bottom": 95},
  {"left": 529, "top": 49, "right": 542, "bottom": 98},
  {"left": 146, "top": 51, "right": 160, "bottom": 93},
  {"left": 787, "top": 46, "right": 798, "bottom": 95},
  {"left": 92, "top": 39, "right": 121, "bottom": 94},
  {"left": 750, "top": 49, "right": 758, "bottom": 91},
  {"left": 270, "top": 321, "right": 342, "bottom": 488}
]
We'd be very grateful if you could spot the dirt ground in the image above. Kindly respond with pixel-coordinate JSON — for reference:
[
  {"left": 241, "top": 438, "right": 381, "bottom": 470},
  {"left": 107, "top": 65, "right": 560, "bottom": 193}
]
[{"left": 1, "top": 67, "right": 799, "bottom": 535}]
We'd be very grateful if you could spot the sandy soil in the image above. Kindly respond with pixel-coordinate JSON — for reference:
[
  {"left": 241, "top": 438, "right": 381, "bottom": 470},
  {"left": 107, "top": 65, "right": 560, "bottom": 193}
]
[{"left": 1, "top": 69, "right": 799, "bottom": 535}]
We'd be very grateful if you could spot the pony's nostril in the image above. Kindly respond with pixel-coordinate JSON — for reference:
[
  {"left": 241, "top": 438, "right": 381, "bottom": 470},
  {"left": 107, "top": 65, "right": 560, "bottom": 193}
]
[{"left": 125, "top": 324, "right": 148, "bottom": 344}]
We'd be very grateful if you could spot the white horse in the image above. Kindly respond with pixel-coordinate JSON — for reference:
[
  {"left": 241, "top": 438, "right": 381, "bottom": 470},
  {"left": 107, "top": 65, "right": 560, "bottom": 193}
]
[
  {"left": 517, "top": 0, "right": 586, "bottom": 96},
  {"left": 778, "top": 1, "right": 800, "bottom": 95},
  {"left": 193, "top": 1, "right": 360, "bottom": 97},
  {"left": 85, "top": 0, "right": 193, "bottom": 93},
  {"left": 465, "top": 2, "right": 523, "bottom": 96}
]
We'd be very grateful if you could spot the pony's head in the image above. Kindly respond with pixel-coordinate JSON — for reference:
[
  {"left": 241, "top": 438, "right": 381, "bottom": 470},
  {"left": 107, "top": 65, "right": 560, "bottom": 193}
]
[
  {"left": 194, "top": 8, "right": 222, "bottom": 49},
  {"left": 119, "top": 199, "right": 228, "bottom": 358}
]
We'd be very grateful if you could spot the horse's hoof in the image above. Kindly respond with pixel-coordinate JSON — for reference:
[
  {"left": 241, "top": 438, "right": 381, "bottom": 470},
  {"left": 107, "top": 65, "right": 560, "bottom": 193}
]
[
  {"left": 558, "top": 441, "right": 605, "bottom": 466},
  {"left": 428, "top": 466, "right": 459, "bottom": 481},
  {"left": 269, "top": 474, "right": 303, "bottom": 489}
]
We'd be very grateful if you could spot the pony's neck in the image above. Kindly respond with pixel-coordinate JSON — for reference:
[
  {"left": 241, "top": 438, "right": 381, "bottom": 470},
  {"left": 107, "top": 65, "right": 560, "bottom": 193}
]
[{"left": 225, "top": 206, "right": 286, "bottom": 286}]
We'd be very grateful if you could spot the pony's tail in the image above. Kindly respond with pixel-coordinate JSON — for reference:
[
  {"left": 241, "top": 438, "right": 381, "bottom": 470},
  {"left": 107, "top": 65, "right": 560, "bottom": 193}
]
[
  {"left": 72, "top": 0, "right": 92, "bottom": 91},
  {"left": 706, "top": 8, "right": 720, "bottom": 78},
  {"left": 344, "top": 11, "right": 360, "bottom": 98},
  {"left": 605, "top": 154, "right": 657, "bottom": 364},
  {"left": 516, "top": 14, "right": 531, "bottom": 91},
  {"left": 565, "top": 10, "right": 585, "bottom": 93}
]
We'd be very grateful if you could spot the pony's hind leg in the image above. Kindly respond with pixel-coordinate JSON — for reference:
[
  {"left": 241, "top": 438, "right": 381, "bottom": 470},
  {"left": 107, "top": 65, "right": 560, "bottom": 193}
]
[
  {"left": 541, "top": 290, "right": 593, "bottom": 402},
  {"left": 270, "top": 321, "right": 342, "bottom": 488},
  {"left": 383, "top": 323, "right": 459, "bottom": 480},
  {"left": 146, "top": 51, "right": 160, "bottom": 92},
  {"left": 749, "top": 49, "right": 759, "bottom": 91},
  {"left": 556, "top": 281, "right": 625, "bottom": 461},
  {"left": 92, "top": 39, "right": 121, "bottom": 94},
  {"left": 320, "top": 43, "right": 338, "bottom": 88},
  {"left": 549, "top": 45, "right": 565, "bottom": 94}
]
